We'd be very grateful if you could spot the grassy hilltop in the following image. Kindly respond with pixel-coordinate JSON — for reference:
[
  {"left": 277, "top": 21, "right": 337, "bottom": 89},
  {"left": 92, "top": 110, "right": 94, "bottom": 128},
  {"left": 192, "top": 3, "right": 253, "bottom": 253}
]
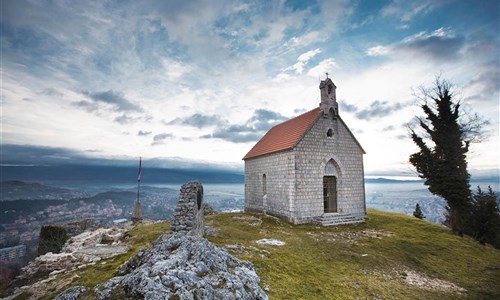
[
  {"left": 206, "top": 209, "right": 499, "bottom": 300},
  {"left": 6, "top": 209, "right": 500, "bottom": 300}
]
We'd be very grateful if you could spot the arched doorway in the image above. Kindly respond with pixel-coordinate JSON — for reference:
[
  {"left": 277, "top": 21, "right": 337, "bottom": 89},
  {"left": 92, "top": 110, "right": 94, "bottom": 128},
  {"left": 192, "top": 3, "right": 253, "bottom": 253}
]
[
  {"left": 323, "top": 176, "right": 337, "bottom": 213},
  {"left": 323, "top": 159, "right": 339, "bottom": 213}
]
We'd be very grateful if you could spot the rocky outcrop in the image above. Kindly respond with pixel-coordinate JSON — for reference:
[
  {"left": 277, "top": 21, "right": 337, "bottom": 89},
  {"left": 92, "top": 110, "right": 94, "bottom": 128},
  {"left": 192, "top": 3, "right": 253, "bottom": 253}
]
[
  {"left": 87, "top": 181, "right": 267, "bottom": 299},
  {"left": 93, "top": 232, "right": 267, "bottom": 299},
  {"left": 54, "top": 286, "right": 87, "bottom": 300},
  {"left": 19, "top": 227, "right": 129, "bottom": 279},
  {"left": 55, "top": 181, "right": 268, "bottom": 300}
]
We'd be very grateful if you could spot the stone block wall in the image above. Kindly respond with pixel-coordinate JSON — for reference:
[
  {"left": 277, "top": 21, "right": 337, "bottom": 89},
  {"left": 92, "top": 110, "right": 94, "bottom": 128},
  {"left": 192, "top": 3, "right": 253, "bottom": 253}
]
[
  {"left": 294, "top": 115, "right": 365, "bottom": 223},
  {"left": 244, "top": 151, "right": 296, "bottom": 222},
  {"left": 170, "top": 181, "right": 205, "bottom": 236},
  {"left": 244, "top": 112, "right": 365, "bottom": 225}
]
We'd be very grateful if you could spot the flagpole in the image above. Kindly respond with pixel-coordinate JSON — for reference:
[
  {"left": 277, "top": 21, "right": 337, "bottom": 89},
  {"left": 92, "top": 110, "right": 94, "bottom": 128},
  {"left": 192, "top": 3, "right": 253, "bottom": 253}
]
[
  {"left": 137, "top": 177, "right": 140, "bottom": 203},
  {"left": 137, "top": 156, "right": 141, "bottom": 203},
  {"left": 132, "top": 156, "right": 143, "bottom": 223}
]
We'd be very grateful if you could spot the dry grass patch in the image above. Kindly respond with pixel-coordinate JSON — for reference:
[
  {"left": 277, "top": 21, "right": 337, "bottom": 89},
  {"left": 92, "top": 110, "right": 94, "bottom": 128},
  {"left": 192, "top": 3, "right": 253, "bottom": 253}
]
[{"left": 231, "top": 215, "right": 263, "bottom": 226}]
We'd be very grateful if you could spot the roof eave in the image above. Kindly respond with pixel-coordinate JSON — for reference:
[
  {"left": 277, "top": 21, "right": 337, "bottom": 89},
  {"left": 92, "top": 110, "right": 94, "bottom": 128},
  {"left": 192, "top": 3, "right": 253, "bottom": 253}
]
[{"left": 242, "top": 147, "right": 294, "bottom": 161}]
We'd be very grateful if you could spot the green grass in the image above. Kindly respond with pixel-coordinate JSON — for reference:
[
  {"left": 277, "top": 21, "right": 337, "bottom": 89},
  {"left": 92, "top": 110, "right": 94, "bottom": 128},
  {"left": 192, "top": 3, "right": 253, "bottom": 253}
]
[
  {"left": 206, "top": 209, "right": 500, "bottom": 300},
  {"left": 8, "top": 210, "right": 500, "bottom": 299}
]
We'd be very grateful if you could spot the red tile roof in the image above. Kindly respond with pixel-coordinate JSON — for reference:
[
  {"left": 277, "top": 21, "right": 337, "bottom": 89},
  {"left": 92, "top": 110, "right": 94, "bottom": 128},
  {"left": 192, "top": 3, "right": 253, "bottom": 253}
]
[{"left": 243, "top": 108, "right": 321, "bottom": 160}]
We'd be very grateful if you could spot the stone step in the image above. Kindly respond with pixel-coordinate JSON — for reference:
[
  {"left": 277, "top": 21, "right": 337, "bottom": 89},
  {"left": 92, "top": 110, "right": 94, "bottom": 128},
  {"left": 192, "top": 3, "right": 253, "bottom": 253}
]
[
  {"left": 319, "top": 216, "right": 359, "bottom": 222},
  {"left": 320, "top": 219, "right": 364, "bottom": 226},
  {"left": 316, "top": 213, "right": 364, "bottom": 226},
  {"left": 320, "top": 214, "right": 357, "bottom": 219}
]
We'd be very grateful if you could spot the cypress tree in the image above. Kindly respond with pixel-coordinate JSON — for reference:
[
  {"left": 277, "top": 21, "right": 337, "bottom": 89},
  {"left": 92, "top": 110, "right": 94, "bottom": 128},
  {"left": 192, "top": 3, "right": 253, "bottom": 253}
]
[
  {"left": 470, "top": 186, "right": 500, "bottom": 248},
  {"left": 409, "top": 78, "right": 472, "bottom": 234}
]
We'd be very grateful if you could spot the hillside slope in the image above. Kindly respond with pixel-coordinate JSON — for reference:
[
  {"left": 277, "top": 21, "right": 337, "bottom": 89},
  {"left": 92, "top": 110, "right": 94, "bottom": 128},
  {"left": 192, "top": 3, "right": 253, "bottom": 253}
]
[
  {"left": 205, "top": 209, "right": 499, "bottom": 299},
  {"left": 4, "top": 209, "right": 499, "bottom": 299}
]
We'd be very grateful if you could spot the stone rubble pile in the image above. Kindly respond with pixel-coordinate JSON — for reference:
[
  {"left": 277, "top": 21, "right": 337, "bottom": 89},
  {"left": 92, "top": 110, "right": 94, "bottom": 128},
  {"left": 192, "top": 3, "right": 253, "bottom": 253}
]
[
  {"left": 19, "top": 226, "right": 129, "bottom": 279},
  {"left": 63, "top": 227, "right": 127, "bottom": 252}
]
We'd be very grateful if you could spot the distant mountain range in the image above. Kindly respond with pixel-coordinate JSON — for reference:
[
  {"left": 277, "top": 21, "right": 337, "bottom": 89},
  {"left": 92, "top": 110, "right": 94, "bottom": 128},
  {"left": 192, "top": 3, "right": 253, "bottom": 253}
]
[
  {"left": 364, "top": 178, "right": 422, "bottom": 184},
  {"left": 2, "top": 164, "right": 497, "bottom": 187},
  {"left": 0, "top": 180, "right": 88, "bottom": 201},
  {"left": 0, "top": 164, "right": 244, "bottom": 184}
]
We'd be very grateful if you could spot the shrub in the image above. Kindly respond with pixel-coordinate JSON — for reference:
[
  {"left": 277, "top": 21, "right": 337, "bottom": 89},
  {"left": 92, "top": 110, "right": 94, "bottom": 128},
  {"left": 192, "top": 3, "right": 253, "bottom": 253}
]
[{"left": 38, "top": 225, "right": 68, "bottom": 256}]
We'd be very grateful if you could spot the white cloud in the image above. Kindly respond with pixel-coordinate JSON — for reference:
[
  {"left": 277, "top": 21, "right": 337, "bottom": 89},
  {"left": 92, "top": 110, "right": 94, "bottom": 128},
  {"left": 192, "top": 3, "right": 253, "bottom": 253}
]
[
  {"left": 297, "top": 48, "right": 322, "bottom": 62},
  {"left": 307, "top": 59, "right": 337, "bottom": 77},
  {"left": 161, "top": 58, "right": 193, "bottom": 81},
  {"left": 286, "top": 31, "right": 325, "bottom": 48},
  {"left": 287, "top": 48, "right": 322, "bottom": 74},
  {"left": 366, "top": 45, "right": 390, "bottom": 57},
  {"left": 366, "top": 27, "right": 464, "bottom": 61},
  {"left": 381, "top": 0, "right": 450, "bottom": 22}
]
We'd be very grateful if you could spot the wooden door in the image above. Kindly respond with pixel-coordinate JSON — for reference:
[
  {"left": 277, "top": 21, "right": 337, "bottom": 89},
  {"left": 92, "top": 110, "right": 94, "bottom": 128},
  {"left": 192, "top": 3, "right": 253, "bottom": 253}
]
[{"left": 323, "top": 176, "right": 337, "bottom": 213}]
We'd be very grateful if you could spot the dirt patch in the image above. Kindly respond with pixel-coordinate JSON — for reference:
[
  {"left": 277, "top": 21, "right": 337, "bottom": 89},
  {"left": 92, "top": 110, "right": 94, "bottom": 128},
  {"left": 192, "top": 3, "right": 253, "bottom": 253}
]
[
  {"left": 255, "top": 239, "right": 286, "bottom": 246},
  {"left": 75, "top": 245, "right": 129, "bottom": 258},
  {"left": 365, "top": 268, "right": 466, "bottom": 294},
  {"left": 307, "top": 229, "right": 394, "bottom": 243},
  {"left": 8, "top": 273, "right": 79, "bottom": 300},
  {"left": 232, "top": 215, "right": 262, "bottom": 226},
  {"left": 224, "top": 244, "right": 270, "bottom": 258},
  {"left": 399, "top": 269, "right": 466, "bottom": 293}
]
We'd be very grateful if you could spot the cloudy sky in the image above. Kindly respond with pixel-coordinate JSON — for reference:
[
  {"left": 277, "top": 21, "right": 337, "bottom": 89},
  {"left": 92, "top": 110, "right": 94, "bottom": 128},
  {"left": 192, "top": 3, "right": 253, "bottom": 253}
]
[{"left": 1, "top": 0, "right": 499, "bottom": 176}]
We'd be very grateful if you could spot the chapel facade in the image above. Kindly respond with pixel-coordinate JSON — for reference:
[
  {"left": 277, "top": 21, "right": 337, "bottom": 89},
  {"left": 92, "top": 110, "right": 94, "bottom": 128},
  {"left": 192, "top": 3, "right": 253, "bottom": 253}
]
[{"left": 243, "top": 78, "right": 366, "bottom": 225}]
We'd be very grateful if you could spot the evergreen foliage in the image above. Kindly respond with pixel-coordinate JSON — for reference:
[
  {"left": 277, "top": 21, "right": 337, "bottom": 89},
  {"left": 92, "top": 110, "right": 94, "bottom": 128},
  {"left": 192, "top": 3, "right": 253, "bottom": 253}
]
[
  {"left": 38, "top": 225, "right": 68, "bottom": 256},
  {"left": 409, "top": 78, "right": 472, "bottom": 234},
  {"left": 470, "top": 186, "right": 500, "bottom": 248},
  {"left": 413, "top": 203, "right": 425, "bottom": 219}
]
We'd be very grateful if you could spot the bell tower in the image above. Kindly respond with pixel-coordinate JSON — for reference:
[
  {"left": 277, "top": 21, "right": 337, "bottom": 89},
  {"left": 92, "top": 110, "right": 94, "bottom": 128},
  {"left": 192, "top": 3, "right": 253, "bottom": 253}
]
[{"left": 319, "top": 76, "right": 338, "bottom": 118}]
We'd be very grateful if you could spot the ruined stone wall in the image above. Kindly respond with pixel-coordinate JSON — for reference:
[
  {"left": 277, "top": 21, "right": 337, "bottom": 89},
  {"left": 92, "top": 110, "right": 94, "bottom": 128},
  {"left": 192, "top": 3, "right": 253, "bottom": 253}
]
[
  {"left": 244, "top": 151, "right": 296, "bottom": 222},
  {"left": 294, "top": 115, "right": 365, "bottom": 223},
  {"left": 170, "top": 181, "right": 205, "bottom": 236}
]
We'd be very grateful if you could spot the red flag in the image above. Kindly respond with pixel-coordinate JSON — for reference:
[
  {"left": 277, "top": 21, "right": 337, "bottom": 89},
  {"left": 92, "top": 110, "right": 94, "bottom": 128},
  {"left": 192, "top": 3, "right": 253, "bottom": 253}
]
[{"left": 137, "top": 157, "right": 142, "bottom": 181}]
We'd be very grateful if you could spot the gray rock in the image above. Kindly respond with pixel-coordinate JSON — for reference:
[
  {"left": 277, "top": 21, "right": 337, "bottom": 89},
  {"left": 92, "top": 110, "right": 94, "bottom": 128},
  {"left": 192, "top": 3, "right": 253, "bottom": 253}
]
[
  {"left": 204, "top": 226, "right": 218, "bottom": 237},
  {"left": 94, "top": 232, "right": 268, "bottom": 299},
  {"left": 93, "top": 276, "right": 124, "bottom": 300},
  {"left": 54, "top": 286, "right": 87, "bottom": 300},
  {"left": 203, "top": 203, "right": 217, "bottom": 215}
]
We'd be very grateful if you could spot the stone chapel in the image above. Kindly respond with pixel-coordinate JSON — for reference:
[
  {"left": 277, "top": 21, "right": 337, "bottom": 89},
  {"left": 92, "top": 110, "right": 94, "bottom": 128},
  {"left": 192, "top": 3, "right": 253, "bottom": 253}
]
[{"left": 243, "top": 78, "right": 366, "bottom": 225}]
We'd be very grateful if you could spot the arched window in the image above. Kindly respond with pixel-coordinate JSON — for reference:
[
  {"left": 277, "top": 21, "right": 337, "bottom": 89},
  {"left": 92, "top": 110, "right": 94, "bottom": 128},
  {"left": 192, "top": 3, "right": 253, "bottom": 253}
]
[
  {"left": 329, "top": 107, "right": 335, "bottom": 117},
  {"left": 324, "top": 159, "right": 339, "bottom": 177},
  {"left": 327, "top": 128, "right": 333, "bottom": 137},
  {"left": 263, "top": 174, "right": 267, "bottom": 196}
]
